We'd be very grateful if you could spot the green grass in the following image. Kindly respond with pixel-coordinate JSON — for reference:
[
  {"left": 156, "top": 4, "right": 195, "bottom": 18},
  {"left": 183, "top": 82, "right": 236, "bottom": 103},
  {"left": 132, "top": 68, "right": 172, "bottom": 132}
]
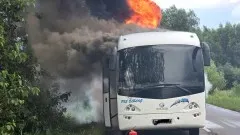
[
  {"left": 49, "top": 124, "right": 104, "bottom": 135},
  {"left": 25, "top": 123, "right": 104, "bottom": 135},
  {"left": 207, "top": 90, "right": 240, "bottom": 112}
]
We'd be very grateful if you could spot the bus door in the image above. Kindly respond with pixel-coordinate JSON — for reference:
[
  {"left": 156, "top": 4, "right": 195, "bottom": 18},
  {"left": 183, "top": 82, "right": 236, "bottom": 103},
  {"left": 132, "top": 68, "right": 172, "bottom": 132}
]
[
  {"left": 102, "top": 55, "right": 118, "bottom": 127},
  {"left": 103, "top": 56, "right": 111, "bottom": 127}
]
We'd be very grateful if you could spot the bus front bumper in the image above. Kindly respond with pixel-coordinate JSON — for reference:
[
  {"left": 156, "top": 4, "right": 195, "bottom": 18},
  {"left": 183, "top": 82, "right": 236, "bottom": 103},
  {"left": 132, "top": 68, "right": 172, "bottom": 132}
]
[{"left": 118, "top": 112, "right": 205, "bottom": 130}]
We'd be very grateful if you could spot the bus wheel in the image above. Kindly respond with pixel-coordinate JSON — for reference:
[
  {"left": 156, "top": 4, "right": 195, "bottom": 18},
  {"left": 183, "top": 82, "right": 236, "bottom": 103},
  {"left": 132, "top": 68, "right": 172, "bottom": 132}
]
[
  {"left": 189, "top": 128, "right": 199, "bottom": 135},
  {"left": 105, "top": 128, "right": 111, "bottom": 135},
  {"left": 121, "top": 131, "right": 128, "bottom": 135},
  {"left": 105, "top": 129, "right": 125, "bottom": 135}
]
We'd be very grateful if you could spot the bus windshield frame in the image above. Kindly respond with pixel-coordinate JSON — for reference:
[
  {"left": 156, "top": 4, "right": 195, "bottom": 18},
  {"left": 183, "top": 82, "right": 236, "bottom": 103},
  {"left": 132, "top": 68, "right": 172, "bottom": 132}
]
[{"left": 117, "top": 44, "right": 205, "bottom": 99}]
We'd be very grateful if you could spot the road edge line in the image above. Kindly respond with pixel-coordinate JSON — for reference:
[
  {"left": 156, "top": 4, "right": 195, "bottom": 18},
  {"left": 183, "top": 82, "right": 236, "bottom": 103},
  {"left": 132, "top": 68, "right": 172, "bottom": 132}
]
[{"left": 203, "top": 127, "right": 211, "bottom": 133}]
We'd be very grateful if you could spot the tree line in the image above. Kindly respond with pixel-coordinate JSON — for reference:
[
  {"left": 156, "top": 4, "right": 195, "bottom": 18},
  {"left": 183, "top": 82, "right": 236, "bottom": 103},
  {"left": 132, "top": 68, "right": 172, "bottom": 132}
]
[{"left": 161, "top": 5, "right": 240, "bottom": 92}]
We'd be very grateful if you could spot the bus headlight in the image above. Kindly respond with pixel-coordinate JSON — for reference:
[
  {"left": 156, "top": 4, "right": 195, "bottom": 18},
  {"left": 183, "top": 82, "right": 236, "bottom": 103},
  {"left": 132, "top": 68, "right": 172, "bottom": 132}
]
[
  {"left": 189, "top": 104, "right": 193, "bottom": 109},
  {"left": 185, "top": 102, "right": 199, "bottom": 110},
  {"left": 125, "top": 104, "right": 140, "bottom": 112}
]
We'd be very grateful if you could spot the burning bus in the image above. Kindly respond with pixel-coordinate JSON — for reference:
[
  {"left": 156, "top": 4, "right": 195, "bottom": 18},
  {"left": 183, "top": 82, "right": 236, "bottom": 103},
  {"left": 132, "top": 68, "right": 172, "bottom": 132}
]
[
  {"left": 99, "top": 0, "right": 210, "bottom": 135},
  {"left": 102, "top": 31, "right": 211, "bottom": 135}
]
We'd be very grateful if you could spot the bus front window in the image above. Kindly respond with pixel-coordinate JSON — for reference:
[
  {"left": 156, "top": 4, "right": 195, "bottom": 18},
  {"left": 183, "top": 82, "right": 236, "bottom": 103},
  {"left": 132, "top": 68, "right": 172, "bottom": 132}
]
[{"left": 118, "top": 45, "right": 205, "bottom": 99}]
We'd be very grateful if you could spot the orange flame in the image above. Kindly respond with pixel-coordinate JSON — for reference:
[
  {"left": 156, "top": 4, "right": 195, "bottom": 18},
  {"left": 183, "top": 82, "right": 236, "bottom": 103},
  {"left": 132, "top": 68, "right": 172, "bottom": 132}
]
[{"left": 125, "top": 0, "right": 162, "bottom": 29}]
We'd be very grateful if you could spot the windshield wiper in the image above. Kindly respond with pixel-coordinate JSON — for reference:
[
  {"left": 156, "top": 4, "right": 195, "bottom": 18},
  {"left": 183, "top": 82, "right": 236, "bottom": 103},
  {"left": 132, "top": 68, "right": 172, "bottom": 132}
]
[
  {"left": 141, "top": 83, "right": 180, "bottom": 89},
  {"left": 174, "top": 85, "right": 192, "bottom": 94},
  {"left": 126, "top": 83, "right": 192, "bottom": 97}
]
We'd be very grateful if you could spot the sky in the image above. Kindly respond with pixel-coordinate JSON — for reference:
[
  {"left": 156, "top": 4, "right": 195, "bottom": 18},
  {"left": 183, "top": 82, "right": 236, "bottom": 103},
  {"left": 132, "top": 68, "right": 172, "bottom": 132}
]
[{"left": 153, "top": 0, "right": 240, "bottom": 28}]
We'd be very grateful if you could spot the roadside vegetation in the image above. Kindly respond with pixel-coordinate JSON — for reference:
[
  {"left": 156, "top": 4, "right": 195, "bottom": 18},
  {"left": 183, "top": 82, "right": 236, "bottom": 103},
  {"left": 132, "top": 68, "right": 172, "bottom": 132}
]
[
  {"left": 1, "top": 0, "right": 240, "bottom": 135},
  {"left": 207, "top": 90, "right": 240, "bottom": 112},
  {"left": 31, "top": 124, "right": 104, "bottom": 135},
  {"left": 205, "top": 61, "right": 240, "bottom": 112}
]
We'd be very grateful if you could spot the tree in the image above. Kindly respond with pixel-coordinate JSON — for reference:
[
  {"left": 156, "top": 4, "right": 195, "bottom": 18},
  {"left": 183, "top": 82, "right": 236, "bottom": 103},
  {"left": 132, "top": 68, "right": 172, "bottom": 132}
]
[
  {"left": 200, "top": 23, "right": 240, "bottom": 67},
  {"left": 0, "top": 0, "right": 40, "bottom": 134},
  {"left": 0, "top": 1, "right": 72, "bottom": 134},
  {"left": 160, "top": 5, "right": 199, "bottom": 31}
]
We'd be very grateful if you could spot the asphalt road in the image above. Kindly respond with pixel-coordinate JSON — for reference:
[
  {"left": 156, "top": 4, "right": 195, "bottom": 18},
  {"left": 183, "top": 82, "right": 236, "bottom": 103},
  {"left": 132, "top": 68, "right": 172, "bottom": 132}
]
[
  {"left": 128, "top": 129, "right": 208, "bottom": 135},
  {"left": 131, "top": 104, "right": 240, "bottom": 135},
  {"left": 204, "top": 104, "right": 240, "bottom": 135}
]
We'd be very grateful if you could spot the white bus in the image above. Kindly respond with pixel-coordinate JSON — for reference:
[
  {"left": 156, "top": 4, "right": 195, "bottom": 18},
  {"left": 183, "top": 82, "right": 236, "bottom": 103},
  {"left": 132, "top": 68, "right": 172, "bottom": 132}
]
[{"left": 102, "top": 31, "right": 210, "bottom": 135}]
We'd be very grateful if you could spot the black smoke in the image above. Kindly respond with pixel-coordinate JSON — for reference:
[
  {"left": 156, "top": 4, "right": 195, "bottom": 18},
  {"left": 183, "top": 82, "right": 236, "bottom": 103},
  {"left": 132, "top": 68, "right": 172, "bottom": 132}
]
[
  {"left": 35, "top": 0, "right": 131, "bottom": 32},
  {"left": 28, "top": 0, "right": 156, "bottom": 123},
  {"left": 86, "top": 0, "right": 131, "bottom": 21},
  {"left": 30, "top": 0, "right": 151, "bottom": 78}
]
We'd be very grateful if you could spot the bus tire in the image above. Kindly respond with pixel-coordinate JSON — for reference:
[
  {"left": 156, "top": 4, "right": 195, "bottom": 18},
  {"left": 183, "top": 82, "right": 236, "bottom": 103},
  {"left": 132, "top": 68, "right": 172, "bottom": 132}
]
[
  {"left": 189, "top": 128, "right": 199, "bottom": 135},
  {"left": 105, "top": 128, "right": 114, "bottom": 135},
  {"left": 121, "top": 131, "right": 128, "bottom": 135},
  {"left": 105, "top": 128, "right": 125, "bottom": 135}
]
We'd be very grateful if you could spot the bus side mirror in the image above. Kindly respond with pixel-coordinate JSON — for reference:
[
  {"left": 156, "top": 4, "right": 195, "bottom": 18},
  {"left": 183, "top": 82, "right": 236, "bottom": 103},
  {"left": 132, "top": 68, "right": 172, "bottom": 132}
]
[
  {"left": 201, "top": 42, "right": 211, "bottom": 66},
  {"left": 109, "top": 55, "right": 116, "bottom": 70}
]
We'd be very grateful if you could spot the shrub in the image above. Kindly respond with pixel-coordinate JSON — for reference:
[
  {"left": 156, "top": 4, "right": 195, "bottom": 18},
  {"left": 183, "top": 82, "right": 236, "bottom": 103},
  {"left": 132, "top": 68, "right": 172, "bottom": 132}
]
[
  {"left": 205, "top": 60, "right": 226, "bottom": 93},
  {"left": 231, "top": 82, "right": 240, "bottom": 96},
  {"left": 218, "top": 63, "right": 240, "bottom": 88}
]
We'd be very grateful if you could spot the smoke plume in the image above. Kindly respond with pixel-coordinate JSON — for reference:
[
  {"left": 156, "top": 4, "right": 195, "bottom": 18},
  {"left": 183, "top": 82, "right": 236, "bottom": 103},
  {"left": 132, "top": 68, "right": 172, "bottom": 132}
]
[{"left": 27, "top": 0, "right": 158, "bottom": 123}]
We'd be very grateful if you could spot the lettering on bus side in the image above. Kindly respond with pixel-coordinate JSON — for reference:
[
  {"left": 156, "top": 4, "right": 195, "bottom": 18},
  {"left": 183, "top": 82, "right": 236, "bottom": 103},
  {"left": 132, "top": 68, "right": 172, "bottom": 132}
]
[
  {"left": 121, "top": 100, "right": 128, "bottom": 103},
  {"left": 121, "top": 98, "right": 143, "bottom": 103}
]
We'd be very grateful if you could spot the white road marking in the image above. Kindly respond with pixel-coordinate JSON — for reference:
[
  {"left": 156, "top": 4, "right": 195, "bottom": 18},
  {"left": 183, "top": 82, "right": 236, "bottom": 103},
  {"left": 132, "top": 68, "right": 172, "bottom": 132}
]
[
  {"left": 221, "top": 120, "right": 238, "bottom": 128},
  {"left": 225, "top": 120, "right": 240, "bottom": 128},
  {"left": 205, "top": 120, "right": 223, "bottom": 129},
  {"left": 202, "top": 127, "right": 211, "bottom": 133}
]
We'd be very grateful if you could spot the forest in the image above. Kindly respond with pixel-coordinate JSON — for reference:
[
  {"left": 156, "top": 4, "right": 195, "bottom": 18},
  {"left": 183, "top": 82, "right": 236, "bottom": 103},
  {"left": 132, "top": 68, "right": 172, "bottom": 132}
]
[{"left": 0, "top": 0, "right": 240, "bottom": 135}]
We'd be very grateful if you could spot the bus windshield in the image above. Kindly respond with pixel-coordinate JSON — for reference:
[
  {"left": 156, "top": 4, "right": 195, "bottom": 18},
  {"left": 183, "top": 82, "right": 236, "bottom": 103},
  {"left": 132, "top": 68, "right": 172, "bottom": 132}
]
[{"left": 118, "top": 44, "right": 205, "bottom": 99}]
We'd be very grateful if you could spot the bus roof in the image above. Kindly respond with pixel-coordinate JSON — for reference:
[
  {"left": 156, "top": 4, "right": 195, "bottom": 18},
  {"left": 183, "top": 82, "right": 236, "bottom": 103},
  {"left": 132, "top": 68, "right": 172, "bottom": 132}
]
[{"left": 118, "top": 31, "right": 200, "bottom": 50}]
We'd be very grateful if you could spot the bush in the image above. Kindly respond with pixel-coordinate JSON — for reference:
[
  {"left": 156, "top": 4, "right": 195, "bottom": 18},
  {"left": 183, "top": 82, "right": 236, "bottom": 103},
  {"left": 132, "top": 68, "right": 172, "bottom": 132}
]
[
  {"left": 205, "top": 60, "right": 226, "bottom": 93},
  {"left": 230, "top": 82, "right": 240, "bottom": 96},
  {"left": 218, "top": 63, "right": 240, "bottom": 88}
]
